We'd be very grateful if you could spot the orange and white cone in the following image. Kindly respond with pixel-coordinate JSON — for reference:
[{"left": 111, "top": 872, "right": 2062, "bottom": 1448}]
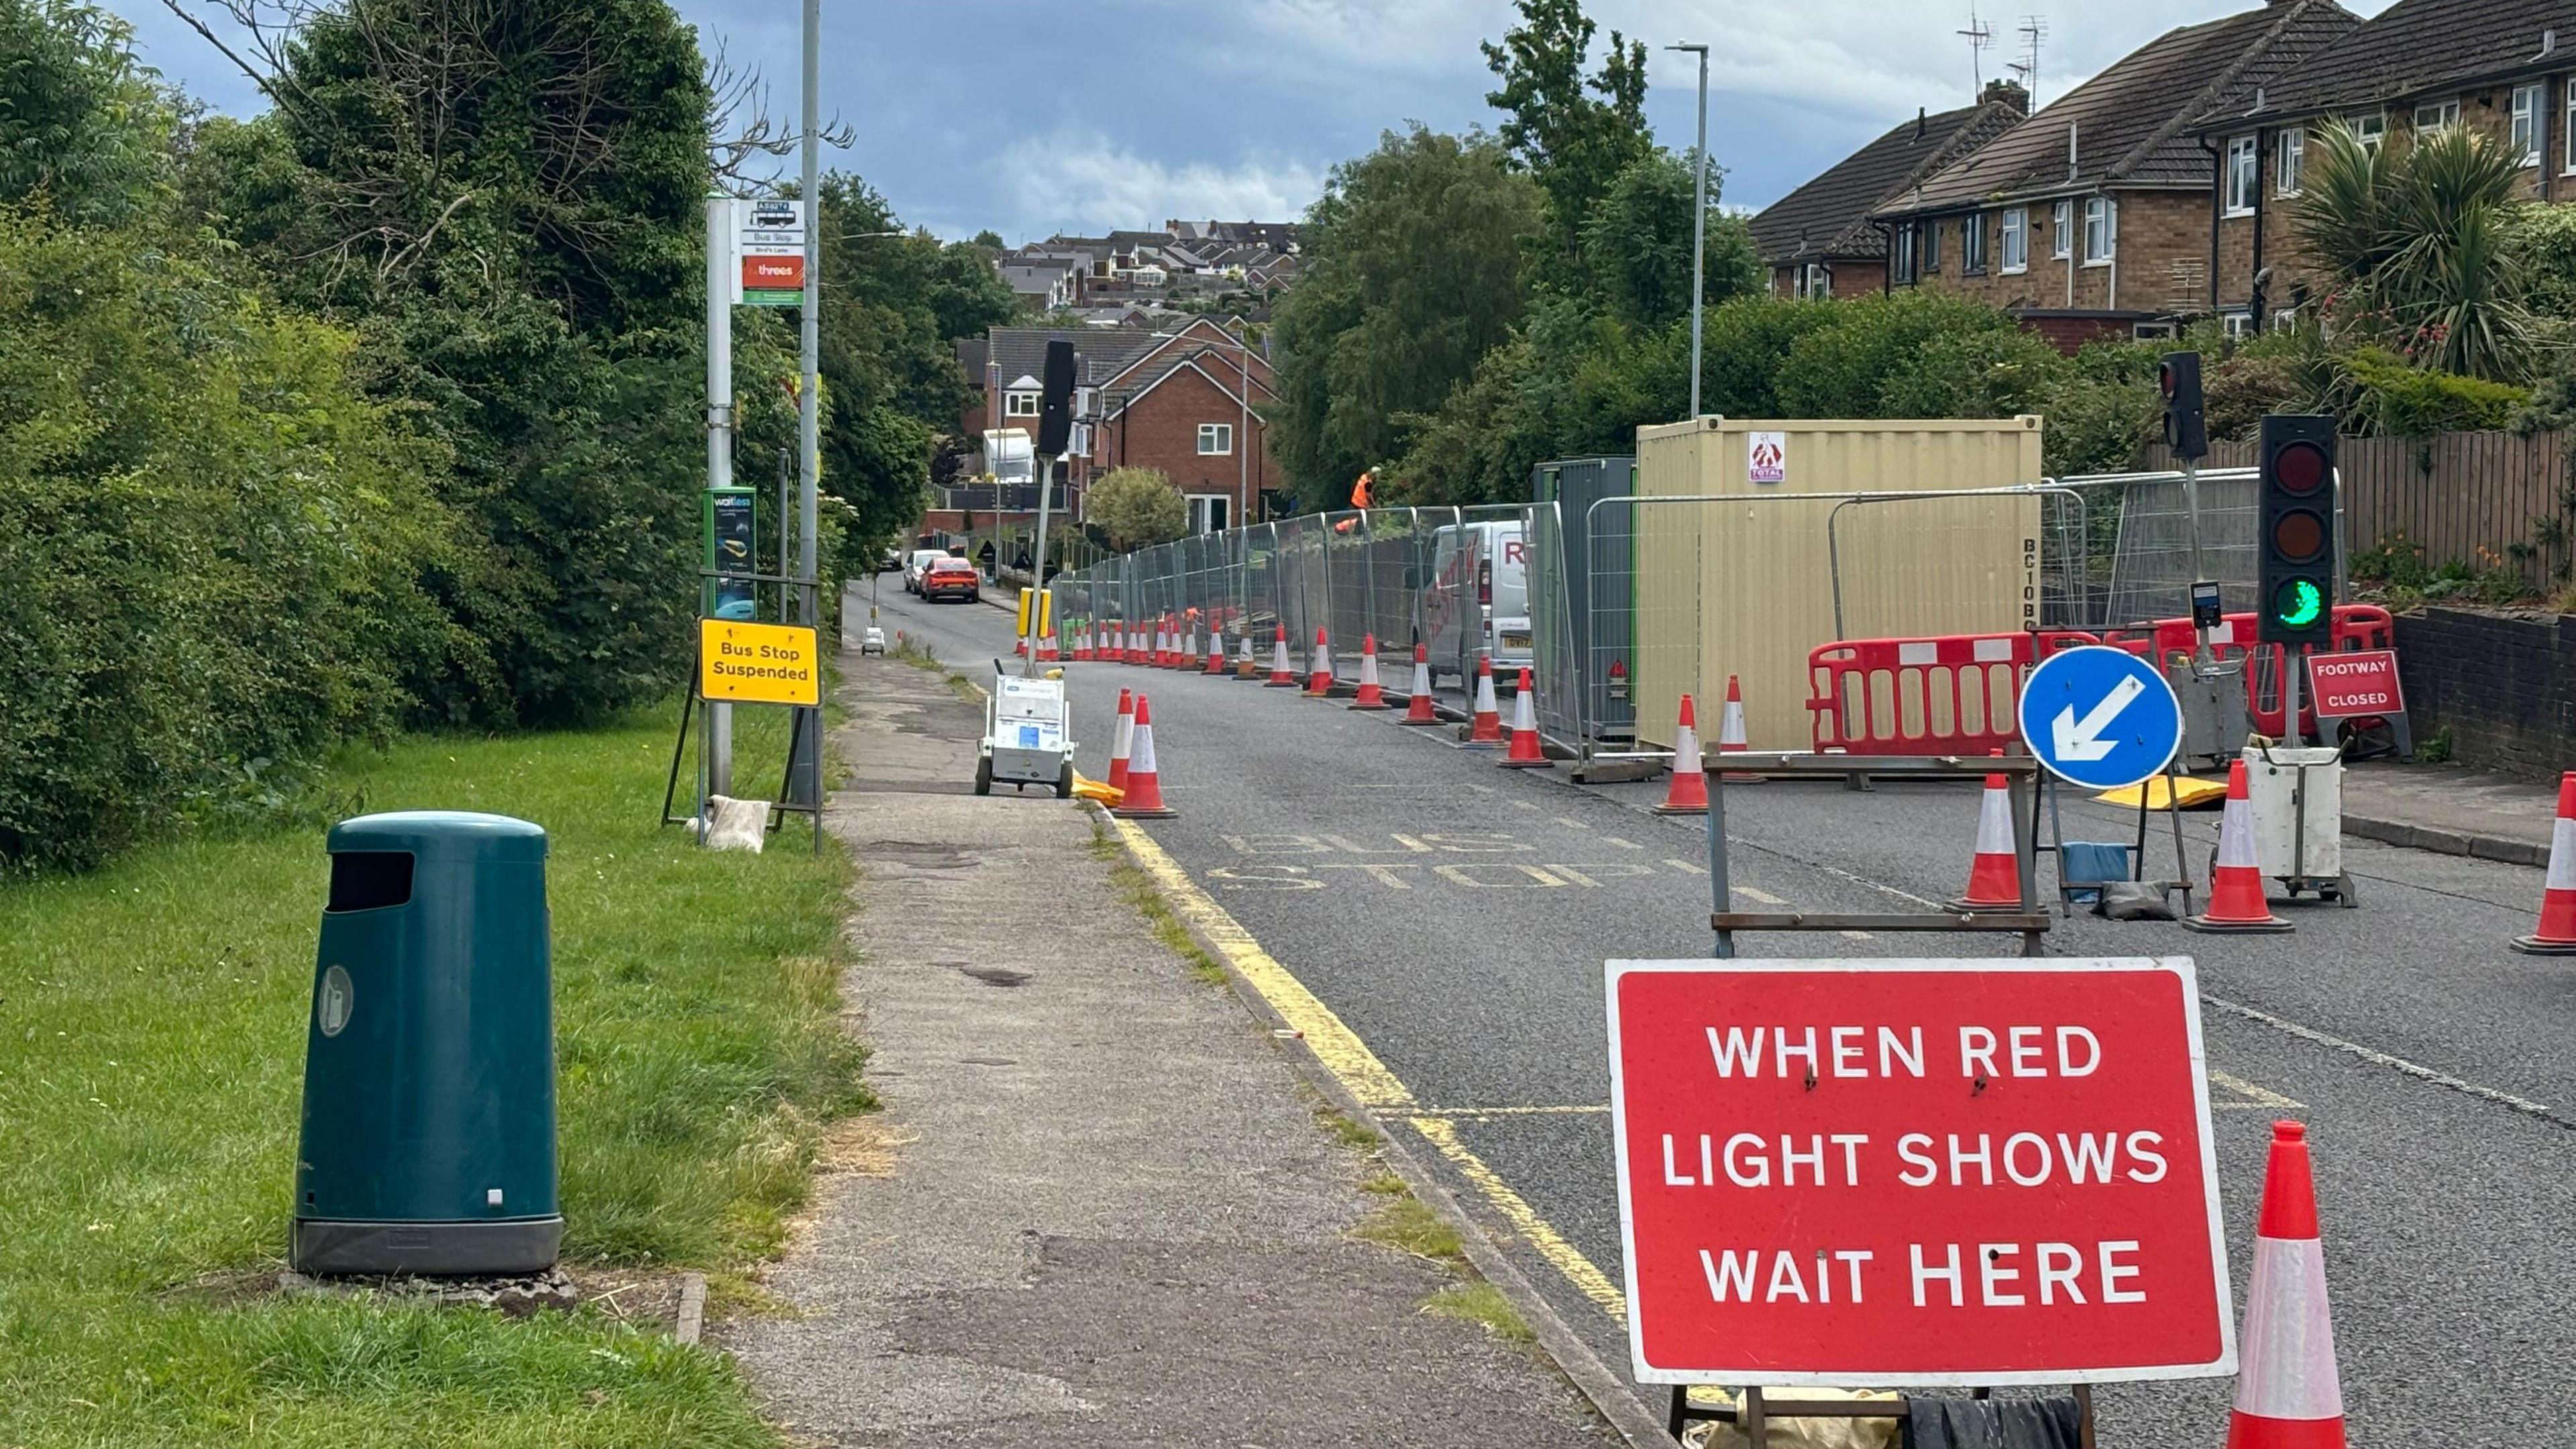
[
  {"left": 1204, "top": 622, "right": 1229, "bottom": 676},
  {"left": 1399, "top": 643, "right": 1439, "bottom": 725},
  {"left": 1305, "top": 628, "right": 1336, "bottom": 696},
  {"left": 1951, "top": 752, "right": 2021, "bottom": 913},
  {"left": 1465, "top": 654, "right": 1503, "bottom": 744},
  {"left": 1161, "top": 615, "right": 1180, "bottom": 669},
  {"left": 1126, "top": 621, "right": 1143, "bottom": 666},
  {"left": 1035, "top": 616, "right": 1060, "bottom": 663},
  {"left": 1236, "top": 632, "right": 1260, "bottom": 680},
  {"left": 1349, "top": 635, "right": 1389, "bottom": 710},
  {"left": 2512, "top": 773, "right": 2576, "bottom": 954},
  {"left": 2186, "top": 759, "right": 2292, "bottom": 934},
  {"left": 1655, "top": 695, "right": 1709, "bottom": 814},
  {"left": 1265, "top": 625, "right": 1299, "bottom": 687},
  {"left": 1179, "top": 613, "right": 1201, "bottom": 672},
  {"left": 1498, "top": 667, "right": 1548, "bottom": 768},
  {"left": 1717, "top": 674, "right": 1762, "bottom": 783},
  {"left": 1111, "top": 695, "right": 1177, "bottom": 818},
  {"left": 1108, "top": 688, "right": 1135, "bottom": 794},
  {"left": 2224, "top": 1120, "right": 2345, "bottom": 1449}
]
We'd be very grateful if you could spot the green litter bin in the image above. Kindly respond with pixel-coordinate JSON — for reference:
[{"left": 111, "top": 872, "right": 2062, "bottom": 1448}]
[{"left": 291, "top": 811, "right": 562, "bottom": 1275}]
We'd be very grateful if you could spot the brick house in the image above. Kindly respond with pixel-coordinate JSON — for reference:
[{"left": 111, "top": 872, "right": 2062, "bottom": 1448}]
[
  {"left": 1747, "top": 98, "right": 2025, "bottom": 300},
  {"left": 1081, "top": 319, "right": 1279, "bottom": 535},
  {"left": 2190, "top": 0, "right": 2576, "bottom": 331},
  {"left": 1875, "top": 0, "right": 2359, "bottom": 350}
]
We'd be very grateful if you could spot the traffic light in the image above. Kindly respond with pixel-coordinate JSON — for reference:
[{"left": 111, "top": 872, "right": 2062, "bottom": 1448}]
[
  {"left": 2257, "top": 413, "right": 2337, "bottom": 646},
  {"left": 2159, "top": 352, "right": 2208, "bottom": 460},
  {"left": 1036, "top": 339, "right": 1076, "bottom": 457}
]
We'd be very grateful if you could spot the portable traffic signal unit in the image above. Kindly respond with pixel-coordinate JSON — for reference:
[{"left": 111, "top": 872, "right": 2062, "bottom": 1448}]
[
  {"left": 2257, "top": 414, "right": 2337, "bottom": 646},
  {"left": 2159, "top": 352, "right": 2208, "bottom": 460}
]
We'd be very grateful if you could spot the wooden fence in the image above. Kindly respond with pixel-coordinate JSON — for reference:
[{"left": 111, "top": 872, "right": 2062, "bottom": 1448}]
[{"left": 2143, "top": 429, "right": 2573, "bottom": 586}]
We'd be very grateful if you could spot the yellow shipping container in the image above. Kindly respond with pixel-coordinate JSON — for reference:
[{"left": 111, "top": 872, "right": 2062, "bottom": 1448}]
[{"left": 1630, "top": 417, "right": 2044, "bottom": 751}]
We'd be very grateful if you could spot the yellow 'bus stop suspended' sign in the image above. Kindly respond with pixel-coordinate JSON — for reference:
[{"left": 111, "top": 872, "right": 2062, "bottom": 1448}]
[{"left": 699, "top": 619, "right": 819, "bottom": 706}]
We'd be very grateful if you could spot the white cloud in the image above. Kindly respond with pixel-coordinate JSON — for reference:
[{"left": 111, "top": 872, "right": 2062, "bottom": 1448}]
[{"left": 1000, "top": 132, "right": 1330, "bottom": 237}]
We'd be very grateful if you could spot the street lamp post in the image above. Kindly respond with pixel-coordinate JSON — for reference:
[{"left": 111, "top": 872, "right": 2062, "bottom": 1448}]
[{"left": 1666, "top": 41, "right": 1711, "bottom": 418}]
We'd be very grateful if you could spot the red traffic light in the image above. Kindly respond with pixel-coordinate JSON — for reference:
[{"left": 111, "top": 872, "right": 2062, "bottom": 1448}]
[
  {"left": 2158, "top": 363, "right": 2176, "bottom": 398},
  {"left": 2274, "top": 440, "right": 2328, "bottom": 496}
]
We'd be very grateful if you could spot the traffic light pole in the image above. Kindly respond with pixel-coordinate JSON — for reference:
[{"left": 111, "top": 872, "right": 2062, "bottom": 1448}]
[
  {"left": 2182, "top": 456, "right": 2210, "bottom": 672},
  {"left": 1024, "top": 451, "right": 1055, "bottom": 675}
]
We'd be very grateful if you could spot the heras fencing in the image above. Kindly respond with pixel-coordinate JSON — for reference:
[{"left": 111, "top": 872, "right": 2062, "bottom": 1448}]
[{"left": 1049, "top": 469, "right": 2317, "bottom": 768}]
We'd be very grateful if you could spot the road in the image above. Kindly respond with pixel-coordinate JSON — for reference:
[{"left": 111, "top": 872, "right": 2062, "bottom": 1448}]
[{"left": 865, "top": 576, "right": 2576, "bottom": 1442}]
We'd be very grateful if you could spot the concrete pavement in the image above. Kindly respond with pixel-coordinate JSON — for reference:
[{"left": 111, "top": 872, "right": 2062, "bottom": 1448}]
[
  {"left": 872, "top": 581, "right": 2576, "bottom": 1442},
  {"left": 724, "top": 639, "right": 1619, "bottom": 1448}
]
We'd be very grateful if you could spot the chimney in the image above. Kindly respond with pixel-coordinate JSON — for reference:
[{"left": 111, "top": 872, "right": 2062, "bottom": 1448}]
[{"left": 1917, "top": 106, "right": 1927, "bottom": 139}]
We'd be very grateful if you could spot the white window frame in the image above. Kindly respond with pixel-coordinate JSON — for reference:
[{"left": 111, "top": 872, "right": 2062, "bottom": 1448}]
[
  {"left": 2353, "top": 111, "right": 2387, "bottom": 152},
  {"left": 2132, "top": 320, "right": 2179, "bottom": 341},
  {"left": 1923, "top": 219, "right": 1941, "bottom": 273},
  {"left": 1196, "top": 422, "right": 1233, "bottom": 456},
  {"left": 1999, "top": 207, "right": 2027, "bottom": 274},
  {"left": 1961, "top": 210, "right": 1988, "bottom": 274},
  {"left": 2051, "top": 200, "right": 2073, "bottom": 260},
  {"left": 2413, "top": 98, "right": 2460, "bottom": 133},
  {"left": 1894, "top": 225, "right": 1919, "bottom": 284},
  {"left": 2513, "top": 83, "right": 2545, "bottom": 166},
  {"left": 2270, "top": 306, "right": 2300, "bottom": 333},
  {"left": 1004, "top": 389, "right": 1040, "bottom": 418},
  {"left": 2083, "top": 197, "right": 2115, "bottom": 267},
  {"left": 2221, "top": 311, "right": 2255, "bottom": 340},
  {"left": 1186, "top": 493, "right": 1230, "bottom": 534},
  {"left": 2275, "top": 129, "right": 2305, "bottom": 196},
  {"left": 2224, "top": 135, "right": 2259, "bottom": 215},
  {"left": 2566, "top": 78, "right": 2576, "bottom": 174},
  {"left": 1797, "top": 262, "right": 1833, "bottom": 299}
]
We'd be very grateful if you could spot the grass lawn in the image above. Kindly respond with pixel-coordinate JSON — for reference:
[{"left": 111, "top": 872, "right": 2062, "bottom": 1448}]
[{"left": 0, "top": 704, "right": 865, "bottom": 1447}]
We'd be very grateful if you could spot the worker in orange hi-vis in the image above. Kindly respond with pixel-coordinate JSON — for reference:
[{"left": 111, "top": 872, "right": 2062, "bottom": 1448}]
[{"left": 1334, "top": 468, "right": 1376, "bottom": 535}]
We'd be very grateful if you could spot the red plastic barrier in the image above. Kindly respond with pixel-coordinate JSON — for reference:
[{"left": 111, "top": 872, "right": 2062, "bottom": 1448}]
[
  {"left": 2100, "top": 604, "right": 2394, "bottom": 739},
  {"left": 1807, "top": 631, "right": 2100, "bottom": 755}
]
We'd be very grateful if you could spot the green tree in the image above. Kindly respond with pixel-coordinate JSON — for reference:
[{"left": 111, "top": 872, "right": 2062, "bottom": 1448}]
[
  {"left": 2294, "top": 120, "right": 2533, "bottom": 380},
  {"left": 1481, "top": 0, "right": 1650, "bottom": 276},
  {"left": 1085, "top": 466, "right": 1188, "bottom": 549},
  {"left": 1270, "top": 126, "right": 1544, "bottom": 505},
  {"left": 1580, "top": 149, "right": 1764, "bottom": 330},
  {"left": 0, "top": 0, "right": 172, "bottom": 224}
]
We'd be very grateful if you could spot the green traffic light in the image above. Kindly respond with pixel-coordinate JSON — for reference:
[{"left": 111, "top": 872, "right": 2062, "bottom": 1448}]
[{"left": 2273, "top": 577, "right": 2325, "bottom": 629}]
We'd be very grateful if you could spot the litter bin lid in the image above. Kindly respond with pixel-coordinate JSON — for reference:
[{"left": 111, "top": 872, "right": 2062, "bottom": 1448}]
[{"left": 327, "top": 811, "right": 549, "bottom": 863}]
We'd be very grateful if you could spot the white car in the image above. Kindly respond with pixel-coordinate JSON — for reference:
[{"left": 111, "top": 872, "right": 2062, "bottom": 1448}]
[{"left": 903, "top": 548, "right": 947, "bottom": 594}]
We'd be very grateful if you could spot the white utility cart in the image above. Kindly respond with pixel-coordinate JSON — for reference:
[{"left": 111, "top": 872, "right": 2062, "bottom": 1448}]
[
  {"left": 977, "top": 663, "right": 1075, "bottom": 798},
  {"left": 2234, "top": 743, "right": 2357, "bottom": 906}
]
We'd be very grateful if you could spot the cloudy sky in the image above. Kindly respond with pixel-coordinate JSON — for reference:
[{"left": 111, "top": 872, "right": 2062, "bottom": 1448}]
[{"left": 109, "top": 1, "right": 2396, "bottom": 242}]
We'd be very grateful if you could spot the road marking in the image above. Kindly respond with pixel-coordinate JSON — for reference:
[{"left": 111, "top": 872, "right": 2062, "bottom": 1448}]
[
  {"left": 1414, "top": 1104, "right": 1609, "bottom": 1118},
  {"left": 1735, "top": 885, "right": 1788, "bottom": 906},
  {"left": 1511, "top": 800, "right": 1540, "bottom": 812},
  {"left": 2208, "top": 1069, "right": 2304, "bottom": 1110},
  {"left": 1663, "top": 858, "right": 1708, "bottom": 876},
  {"left": 1410, "top": 1116, "right": 1629, "bottom": 1324},
  {"left": 1601, "top": 837, "right": 1644, "bottom": 851},
  {"left": 2202, "top": 993, "right": 2571, "bottom": 1128},
  {"left": 1554, "top": 817, "right": 1590, "bottom": 830},
  {"left": 1110, "top": 813, "right": 1628, "bottom": 1328},
  {"left": 1466, "top": 783, "right": 1495, "bottom": 794},
  {"left": 1114, "top": 820, "right": 1412, "bottom": 1109}
]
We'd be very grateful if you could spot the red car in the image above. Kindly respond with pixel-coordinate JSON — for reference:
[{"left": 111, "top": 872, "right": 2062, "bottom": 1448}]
[{"left": 920, "top": 559, "right": 981, "bottom": 603}]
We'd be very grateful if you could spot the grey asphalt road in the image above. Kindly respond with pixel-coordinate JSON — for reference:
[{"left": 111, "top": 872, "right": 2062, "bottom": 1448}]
[{"left": 864, "top": 580, "right": 2576, "bottom": 1444}]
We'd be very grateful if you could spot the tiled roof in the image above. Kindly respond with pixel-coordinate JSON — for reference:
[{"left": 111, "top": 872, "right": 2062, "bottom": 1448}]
[
  {"left": 1747, "top": 101, "right": 2025, "bottom": 263},
  {"left": 1882, "top": 0, "right": 2359, "bottom": 214},
  {"left": 2218, "top": 0, "right": 2576, "bottom": 119},
  {"left": 985, "top": 327, "right": 1169, "bottom": 388}
]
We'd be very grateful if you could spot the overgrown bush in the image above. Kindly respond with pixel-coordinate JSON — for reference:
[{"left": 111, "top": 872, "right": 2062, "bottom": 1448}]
[{"left": 2345, "top": 347, "right": 2528, "bottom": 434}]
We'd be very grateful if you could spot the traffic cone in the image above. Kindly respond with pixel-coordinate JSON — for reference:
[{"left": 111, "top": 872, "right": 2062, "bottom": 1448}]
[
  {"left": 1349, "top": 634, "right": 1389, "bottom": 710},
  {"left": 1236, "top": 633, "right": 1260, "bottom": 680},
  {"left": 1072, "top": 620, "right": 1093, "bottom": 663},
  {"left": 1655, "top": 695, "right": 1709, "bottom": 814},
  {"left": 1204, "top": 623, "right": 1229, "bottom": 676},
  {"left": 1465, "top": 654, "right": 1503, "bottom": 744},
  {"left": 1497, "top": 667, "right": 1548, "bottom": 768},
  {"left": 2224, "top": 1120, "right": 2345, "bottom": 1449},
  {"left": 1179, "top": 613, "right": 1201, "bottom": 672},
  {"left": 2512, "top": 773, "right": 2576, "bottom": 954},
  {"left": 1951, "top": 752, "right": 2021, "bottom": 913},
  {"left": 1399, "top": 642, "right": 1439, "bottom": 725},
  {"left": 1305, "top": 627, "right": 1336, "bottom": 696},
  {"left": 1112, "top": 695, "right": 1177, "bottom": 818},
  {"left": 1717, "top": 674, "right": 1762, "bottom": 783},
  {"left": 1108, "top": 688, "right": 1134, "bottom": 794},
  {"left": 1265, "top": 625, "right": 1299, "bottom": 687},
  {"left": 2186, "top": 759, "right": 2293, "bottom": 934},
  {"left": 1035, "top": 616, "right": 1059, "bottom": 663},
  {"left": 1156, "top": 615, "right": 1175, "bottom": 669}
]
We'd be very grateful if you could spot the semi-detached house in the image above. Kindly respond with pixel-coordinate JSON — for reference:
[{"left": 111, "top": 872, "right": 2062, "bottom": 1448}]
[
  {"left": 1746, "top": 98, "right": 2027, "bottom": 301},
  {"left": 1874, "top": 0, "right": 2359, "bottom": 349},
  {"left": 2189, "top": 0, "right": 2576, "bottom": 332}
]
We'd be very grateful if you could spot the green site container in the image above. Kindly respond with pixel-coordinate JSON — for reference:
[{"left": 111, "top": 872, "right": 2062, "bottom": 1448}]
[{"left": 290, "top": 811, "right": 562, "bottom": 1275}]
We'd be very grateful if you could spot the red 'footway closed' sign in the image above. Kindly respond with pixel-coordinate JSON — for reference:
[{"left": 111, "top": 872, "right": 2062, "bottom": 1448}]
[{"left": 1606, "top": 957, "right": 2234, "bottom": 1386}]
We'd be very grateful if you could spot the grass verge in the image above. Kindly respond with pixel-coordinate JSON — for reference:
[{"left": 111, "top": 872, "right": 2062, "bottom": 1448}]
[{"left": 0, "top": 704, "right": 865, "bottom": 1446}]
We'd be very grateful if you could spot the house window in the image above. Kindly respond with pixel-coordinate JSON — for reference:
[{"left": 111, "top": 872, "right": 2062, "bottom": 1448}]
[
  {"left": 1923, "top": 219, "right": 1942, "bottom": 273},
  {"left": 1961, "top": 211, "right": 1987, "bottom": 274},
  {"left": 1797, "top": 262, "right": 1833, "bottom": 299},
  {"left": 2221, "top": 311, "right": 2255, "bottom": 339},
  {"left": 2083, "top": 197, "right": 2116, "bottom": 266},
  {"left": 2132, "top": 320, "right": 2180, "bottom": 341},
  {"left": 2224, "top": 135, "right": 2259, "bottom": 215},
  {"left": 2271, "top": 307, "right": 2300, "bottom": 332},
  {"left": 2000, "top": 207, "right": 2027, "bottom": 274},
  {"left": 1004, "top": 389, "right": 1039, "bottom": 417},
  {"left": 2412, "top": 98, "right": 2460, "bottom": 133},
  {"left": 1197, "top": 423, "right": 1233, "bottom": 455},
  {"left": 1187, "top": 494, "right": 1230, "bottom": 534},
  {"left": 1894, "top": 225, "right": 1919, "bottom": 284},
  {"left": 2512, "top": 83, "right": 2544, "bottom": 165},
  {"left": 2051, "top": 200, "right": 2073, "bottom": 259},
  {"left": 2275, "top": 129, "right": 2305, "bottom": 195},
  {"left": 2353, "top": 111, "right": 2387, "bottom": 152},
  {"left": 2567, "top": 80, "right": 2576, "bottom": 173}
]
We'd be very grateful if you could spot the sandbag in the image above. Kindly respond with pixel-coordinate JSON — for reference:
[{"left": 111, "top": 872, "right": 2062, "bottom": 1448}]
[
  {"left": 1904, "top": 1395, "right": 2084, "bottom": 1449},
  {"left": 702, "top": 794, "right": 769, "bottom": 853},
  {"left": 1680, "top": 1385, "right": 1900, "bottom": 1449}
]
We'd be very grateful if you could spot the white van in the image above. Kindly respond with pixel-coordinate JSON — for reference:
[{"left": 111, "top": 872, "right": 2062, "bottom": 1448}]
[{"left": 1423, "top": 521, "right": 1532, "bottom": 684}]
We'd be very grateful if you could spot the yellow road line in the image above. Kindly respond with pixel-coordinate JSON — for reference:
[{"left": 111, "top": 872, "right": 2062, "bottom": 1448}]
[
  {"left": 2209, "top": 1069, "right": 2306, "bottom": 1109},
  {"left": 1112, "top": 817, "right": 1415, "bottom": 1110},
  {"left": 1413, "top": 1104, "right": 1611, "bottom": 1117},
  {"left": 1410, "top": 1116, "right": 1630, "bottom": 1324}
]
